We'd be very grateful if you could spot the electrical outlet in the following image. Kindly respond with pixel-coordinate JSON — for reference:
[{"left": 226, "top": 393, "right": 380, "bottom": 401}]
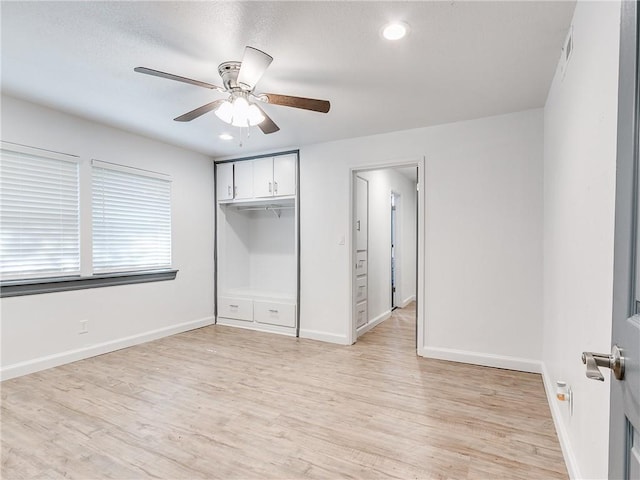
[{"left": 79, "top": 320, "right": 88, "bottom": 334}]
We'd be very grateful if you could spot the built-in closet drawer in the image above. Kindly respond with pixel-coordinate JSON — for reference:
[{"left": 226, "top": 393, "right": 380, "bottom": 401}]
[
  {"left": 355, "top": 276, "right": 367, "bottom": 303},
  {"left": 218, "top": 297, "right": 253, "bottom": 321},
  {"left": 254, "top": 301, "right": 296, "bottom": 328},
  {"left": 355, "top": 251, "right": 367, "bottom": 276},
  {"left": 355, "top": 301, "right": 367, "bottom": 328}
]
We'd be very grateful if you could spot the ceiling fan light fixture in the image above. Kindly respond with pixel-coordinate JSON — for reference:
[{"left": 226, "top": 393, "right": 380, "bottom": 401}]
[
  {"left": 214, "top": 100, "right": 233, "bottom": 123},
  {"left": 247, "top": 104, "right": 265, "bottom": 125},
  {"left": 215, "top": 95, "right": 264, "bottom": 127},
  {"left": 231, "top": 96, "right": 250, "bottom": 127},
  {"left": 382, "top": 22, "right": 409, "bottom": 41}
]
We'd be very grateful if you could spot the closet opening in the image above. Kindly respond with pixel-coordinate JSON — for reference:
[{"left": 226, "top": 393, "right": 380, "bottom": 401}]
[{"left": 351, "top": 163, "right": 421, "bottom": 350}]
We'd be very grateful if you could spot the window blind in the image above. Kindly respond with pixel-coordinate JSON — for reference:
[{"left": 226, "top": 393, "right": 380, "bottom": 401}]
[
  {"left": 0, "top": 146, "right": 80, "bottom": 280},
  {"left": 92, "top": 161, "right": 171, "bottom": 273}
]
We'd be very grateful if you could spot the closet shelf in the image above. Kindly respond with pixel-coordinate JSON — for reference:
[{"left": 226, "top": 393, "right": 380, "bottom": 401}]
[
  {"left": 219, "top": 196, "right": 295, "bottom": 208},
  {"left": 220, "top": 197, "right": 295, "bottom": 218}
]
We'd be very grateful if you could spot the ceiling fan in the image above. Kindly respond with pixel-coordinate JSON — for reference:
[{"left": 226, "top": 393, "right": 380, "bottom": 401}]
[{"left": 134, "top": 46, "right": 331, "bottom": 135}]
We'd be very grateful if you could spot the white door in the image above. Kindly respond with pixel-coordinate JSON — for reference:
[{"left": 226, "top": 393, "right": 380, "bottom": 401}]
[
  {"left": 233, "top": 161, "right": 253, "bottom": 199},
  {"left": 216, "top": 163, "right": 233, "bottom": 201},
  {"left": 273, "top": 154, "right": 296, "bottom": 196},
  {"left": 253, "top": 158, "right": 273, "bottom": 198},
  {"left": 355, "top": 176, "right": 368, "bottom": 251},
  {"left": 354, "top": 175, "right": 368, "bottom": 333},
  {"left": 606, "top": 3, "right": 640, "bottom": 478}
]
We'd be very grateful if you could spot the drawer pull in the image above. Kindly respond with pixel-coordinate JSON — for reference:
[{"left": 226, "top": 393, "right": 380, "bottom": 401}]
[
  {"left": 229, "top": 304, "right": 239, "bottom": 308},
  {"left": 268, "top": 309, "right": 279, "bottom": 313}
]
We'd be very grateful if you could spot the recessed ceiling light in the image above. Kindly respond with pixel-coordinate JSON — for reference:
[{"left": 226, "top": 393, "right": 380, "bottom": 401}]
[
  {"left": 382, "top": 22, "right": 409, "bottom": 41},
  {"left": 219, "top": 133, "right": 233, "bottom": 140}
]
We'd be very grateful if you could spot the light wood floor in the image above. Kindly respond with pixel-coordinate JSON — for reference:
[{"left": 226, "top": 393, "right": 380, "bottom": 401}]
[{"left": 1, "top": 304, "right": 567, "bottom": 479}]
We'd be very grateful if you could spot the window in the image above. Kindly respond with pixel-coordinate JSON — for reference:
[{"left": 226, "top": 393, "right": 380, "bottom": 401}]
[
  {"left": 92, "top": 160, "right": 172, "bottom": 273},
  {"left": 0, "top": 144, "right": 80, "bottom": 280},
  {"left": 0, "top": 145, "right": 177, "bottom": 297}
]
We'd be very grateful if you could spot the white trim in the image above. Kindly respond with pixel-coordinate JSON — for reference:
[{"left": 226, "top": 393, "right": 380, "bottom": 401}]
[
  {"left": 216, "top": 317, "right": 296, "bottom": 337},
  {"left": 0, "top": 316, "right": 215, "bottom": 381},
  {"left": 91, "top": 158, "right": 171, "bottom": 180},
  {"left": 1, "top": 140, "right": 79, "bottom": 162},
  {"left": 399, "top": 295, "right": 416, "bottom": 308},
  {"left": 421, "top": 346, "right": 542, "bottom": 373},
  {"left": 541, "top": 363, "right": 581, "bottom": 480},
  {"left": 357, "top": 310, "right": 391, "bottom": 337},
  {"left": 299, "top": 329, "right": 350, "bottom": 345}
]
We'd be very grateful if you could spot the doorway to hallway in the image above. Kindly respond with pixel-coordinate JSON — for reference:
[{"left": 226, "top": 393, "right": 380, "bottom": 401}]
[{"left": 351, "top": 164, "right": 419, "bottom": 347}]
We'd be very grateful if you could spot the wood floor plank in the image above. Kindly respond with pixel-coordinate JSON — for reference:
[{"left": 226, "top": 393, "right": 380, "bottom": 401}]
[{"left": 1, "top": 303, "right": 567, "bottom": 479}]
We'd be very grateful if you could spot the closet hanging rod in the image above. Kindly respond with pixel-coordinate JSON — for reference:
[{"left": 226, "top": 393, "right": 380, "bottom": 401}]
[
  {"left": 235, "top": 205, "right": 295, "bottom": 211},
  {"left": 235, "top": 204, "right": 295, "bottom": 218}
]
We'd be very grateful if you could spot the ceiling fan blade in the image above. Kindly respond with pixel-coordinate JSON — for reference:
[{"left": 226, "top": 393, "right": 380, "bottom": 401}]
[
  {"left": 134, "top": 67, "right": 222, "bottom": 90},
  {"left": 174, "top": 100, "right": 225, "bottom": 122},
  {"left": 254, "top": 104, "right": 280, "bottom": 134},
  {"left": 236, "top": 47, "right": 273, "bottom": 91},
  {"left": 262, "top": 93, "right": 330, "bottom": 113}
]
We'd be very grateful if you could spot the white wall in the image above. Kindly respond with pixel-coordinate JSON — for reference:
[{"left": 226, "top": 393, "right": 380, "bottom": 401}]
[
  {"left": 357, "top": 168, "right": 417, "bottom": 324},
  {"left": 542, "top": 1, "right": 621, "bottom": 479},
  {"left": 397, "top": 176, "right": 418, "bottom": 308},
  {"left": 299, "top": 108, "right": 544, "bottom": 373},
  {"left": 248, "top": 208, "right": 296, "bottom": 295},
  {"left": 0, "top": 95, "right": 216, "bottom": 380}
]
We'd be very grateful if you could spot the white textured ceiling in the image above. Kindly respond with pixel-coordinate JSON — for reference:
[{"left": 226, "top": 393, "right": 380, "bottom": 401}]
[{"left": 1, "top": 1, "right": 575, "bottom": 158}]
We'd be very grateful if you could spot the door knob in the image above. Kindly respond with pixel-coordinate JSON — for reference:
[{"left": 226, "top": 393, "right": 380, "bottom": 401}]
[{"left": 581, "top": 345, "right": 624, "bottom": 381}]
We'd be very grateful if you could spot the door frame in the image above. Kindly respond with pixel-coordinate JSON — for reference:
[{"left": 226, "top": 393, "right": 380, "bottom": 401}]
[
  {"left": 348, "top": 156, "right": 426, "bottom": 353},
  {"left": 609, "top": 1, "right": 639, "bottom": 477}
]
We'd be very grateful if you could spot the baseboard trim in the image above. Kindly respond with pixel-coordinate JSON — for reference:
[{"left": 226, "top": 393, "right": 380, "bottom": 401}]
[
  {"left": 299, "top": 329, "right": 350, "bottom": 345},
  {"left": 399, "top": 295, "right": 416, "bottom": 308},
  {"left": 1, "top": 316, "right": 215, "bottom": 381},
  {"left": 357, "top": 310, "right": 391, "bottom": 337},
  {"left": 216, "top": 316, "right": 296, "bottom": 337},
  {"left": 541, "top": 363, "right": 581, "bottom": 480},
  {"left": 421, "top": 346, "right": 542, "bottom": 373}
]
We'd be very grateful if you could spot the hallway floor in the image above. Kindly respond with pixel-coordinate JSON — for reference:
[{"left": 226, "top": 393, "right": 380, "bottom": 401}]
[{"left": 1, "top": 304, "right": 567, "bottom": 479}]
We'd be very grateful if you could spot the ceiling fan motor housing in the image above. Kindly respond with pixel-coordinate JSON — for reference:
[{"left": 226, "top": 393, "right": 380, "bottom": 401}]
[{"left": 218, "top": 61, "right": 242, "bottom": 91}]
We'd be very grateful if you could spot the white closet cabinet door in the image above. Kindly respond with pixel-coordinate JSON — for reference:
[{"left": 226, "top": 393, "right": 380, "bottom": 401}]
[
  {"left": 355, "top": 176, "right": 368, "bottom": 251},
  {"left": 216, "top": 163, "right": 233, "bottom": 201},
  {"left": 253, "top": 158, "right": 274, "bottom": 198},
  {"left": 273, "top": 154, "right": 296, "bottom": 196},
  {"left": 233, "top": 161, "right": 253, "bottom": 199},
  {"left": 355, "top": 301, "right": 367, "bottom": 327},
  {"left": 355, "top": 251, "right": 367, "bottom": 276},
  {"left": 355, "top": 276, "right": 367, "bottom": 303}
]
